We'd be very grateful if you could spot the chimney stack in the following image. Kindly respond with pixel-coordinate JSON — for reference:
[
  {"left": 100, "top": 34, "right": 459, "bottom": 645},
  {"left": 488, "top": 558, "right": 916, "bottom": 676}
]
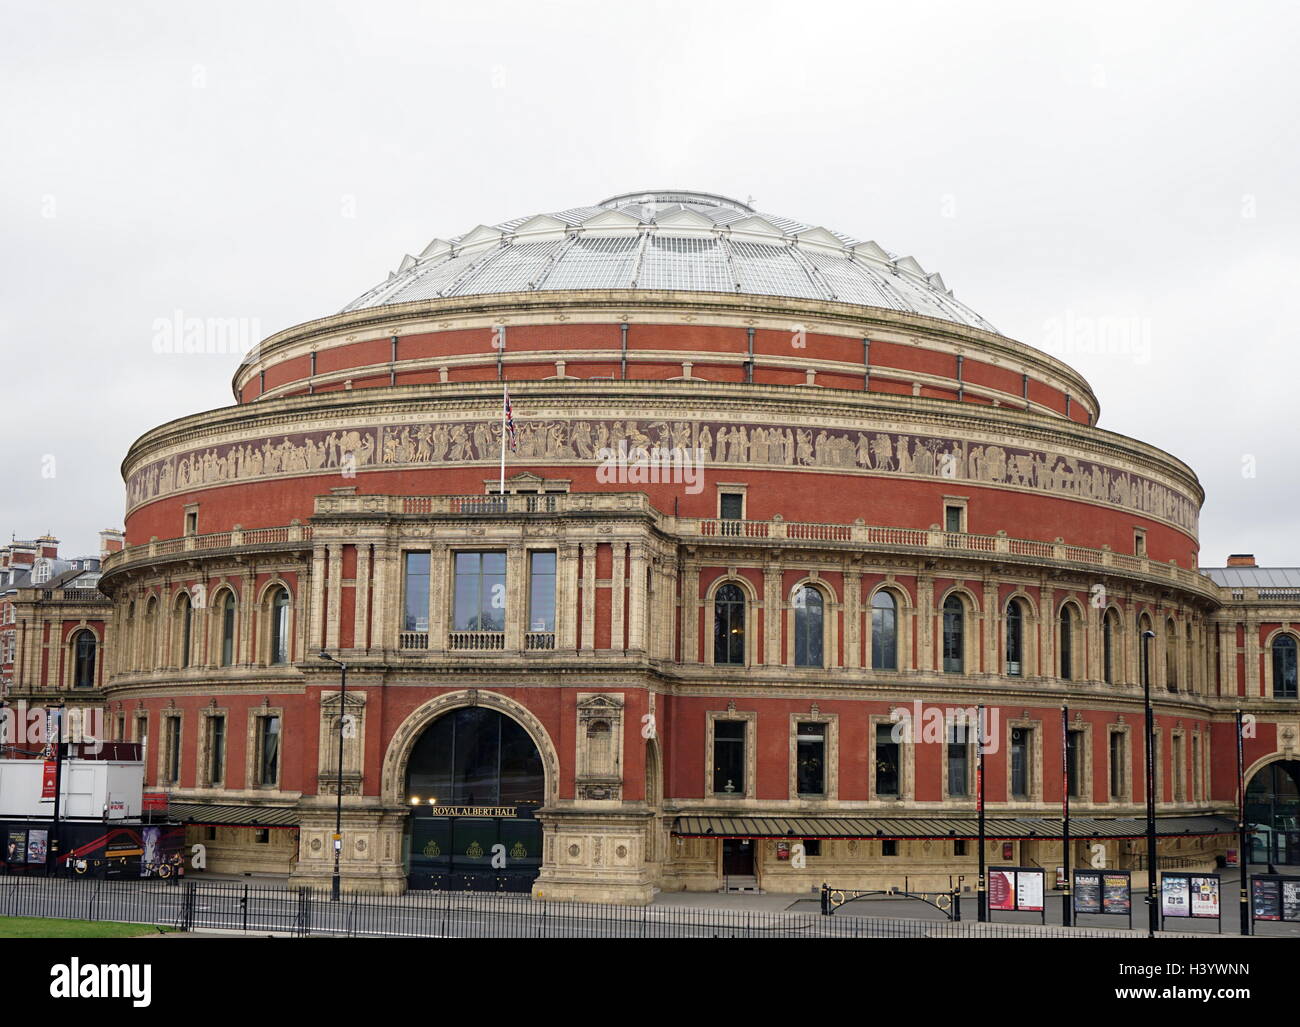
[
  {"left": 1226, "top": 553, "right": 1257, "bottom": 567},
  {"left": 99, "top": 528, "right": 125, "bottom": 560}
]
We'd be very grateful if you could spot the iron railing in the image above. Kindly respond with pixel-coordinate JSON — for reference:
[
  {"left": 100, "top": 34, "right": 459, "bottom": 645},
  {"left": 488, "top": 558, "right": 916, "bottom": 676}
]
[{"left": 0, "top": 875, "right": 1193, "bottom": 939}]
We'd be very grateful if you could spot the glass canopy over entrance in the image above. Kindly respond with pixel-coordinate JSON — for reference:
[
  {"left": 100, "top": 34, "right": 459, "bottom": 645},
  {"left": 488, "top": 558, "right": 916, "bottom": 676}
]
[{"left": 1246, "top": 759, "right": 1300, "bottom": 866}]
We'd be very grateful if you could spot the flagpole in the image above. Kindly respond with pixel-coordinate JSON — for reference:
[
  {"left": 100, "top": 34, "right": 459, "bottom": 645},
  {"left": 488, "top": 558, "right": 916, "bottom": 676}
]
[{"left": 500, "top": 384, "right": 507, "bottom": 497}]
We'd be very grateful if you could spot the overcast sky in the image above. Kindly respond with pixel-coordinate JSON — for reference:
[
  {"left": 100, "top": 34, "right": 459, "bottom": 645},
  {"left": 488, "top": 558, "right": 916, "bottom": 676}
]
[{"left": 2, "top": 0, "right": 1296, "bottom": 565}]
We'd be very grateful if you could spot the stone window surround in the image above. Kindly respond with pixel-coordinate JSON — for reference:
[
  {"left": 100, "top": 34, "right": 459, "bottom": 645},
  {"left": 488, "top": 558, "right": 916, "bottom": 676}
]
[
  {"left": 706, "top": 709, "right": 757, "bottom": 800},
  {"left": 1004, "top": 715, "right": 1043, "bottom": 804},
  {"left": 197, "top": 707, "right": 229, "bottom": 788},
  {"left": 869, "top": 711, "right": 915, "bottom": 802},
  {"left": 787, "top": 712, "right": 839, "bottom": 801},
  {"left": 785, "top": 575, "right": 838, "bottom": 670},
  {"left": 248, "top": 707, "right": 285, "bottom": 791},
  {"left": 1108, "top": 723, "right": 1132, "bottom": 803}
]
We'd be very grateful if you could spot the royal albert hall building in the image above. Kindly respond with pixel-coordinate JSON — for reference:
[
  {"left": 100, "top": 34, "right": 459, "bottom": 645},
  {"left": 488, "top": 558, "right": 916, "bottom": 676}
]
[{"left": 96, "top": 190, "right": 1300, "bottom": 903}]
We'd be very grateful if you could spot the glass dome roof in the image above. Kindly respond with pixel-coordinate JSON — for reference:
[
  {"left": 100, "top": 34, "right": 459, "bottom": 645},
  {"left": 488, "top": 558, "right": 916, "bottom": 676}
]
[{"left": 342, "top": 190, "right": 995, "bottom": 332}]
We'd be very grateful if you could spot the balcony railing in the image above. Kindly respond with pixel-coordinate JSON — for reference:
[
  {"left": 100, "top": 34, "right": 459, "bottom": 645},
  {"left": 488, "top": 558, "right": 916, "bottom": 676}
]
[
  {"left": 448, "top": 632, "right": 506, "bottom": 651},
  {"left": 105, "top": 492, "right": 1225, "bottom": 602},
  {"left": 398, "top": 632, "right": 429, "bottom": 650},
  {"left": 525, "top": 632, "right": 556, "bottom": 651}
]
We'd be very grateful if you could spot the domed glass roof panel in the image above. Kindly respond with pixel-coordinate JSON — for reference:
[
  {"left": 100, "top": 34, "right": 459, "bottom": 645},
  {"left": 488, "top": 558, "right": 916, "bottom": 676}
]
[{"left": 342, "top": 190, "right": 995, "bottom": 332}]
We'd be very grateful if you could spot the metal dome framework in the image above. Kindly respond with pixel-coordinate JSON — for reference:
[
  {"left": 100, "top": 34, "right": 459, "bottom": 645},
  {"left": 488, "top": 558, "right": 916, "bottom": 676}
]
[{"left": 343, "top": 190, "right": 996, "bottom": 332}]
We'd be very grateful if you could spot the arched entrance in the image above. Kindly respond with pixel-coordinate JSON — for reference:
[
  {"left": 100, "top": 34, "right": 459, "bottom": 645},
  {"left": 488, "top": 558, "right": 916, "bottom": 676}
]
[
  {"left": 403, "top": 706, "right": 545, "bottom": 891},
  {"left": 1246, "top": 759, "right": 1300, "bottom": 865}
]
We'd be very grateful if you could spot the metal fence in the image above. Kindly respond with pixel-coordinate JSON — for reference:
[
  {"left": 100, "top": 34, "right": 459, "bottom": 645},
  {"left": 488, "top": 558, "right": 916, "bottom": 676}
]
[{"left": 0, "top": 875, "right": 1168, "bottom": 938}]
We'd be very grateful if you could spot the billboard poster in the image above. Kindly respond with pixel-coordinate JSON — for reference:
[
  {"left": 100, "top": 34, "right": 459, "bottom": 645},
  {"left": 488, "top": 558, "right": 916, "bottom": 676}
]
[
  {"left": 1073, "top": 871, "right": 1101, "bottom": 914},
  {"left": 1016, "top": 869, "right": 1045, "bottom": 911},
  {"left": 1283, "top": 880, "right": 1300, "bottom": 923},
  {"left": 140, "top": 826, "right": 162, "bottom": 875},
  {"left": 26, "top": 829, "right": 48, "bottom": 865},
  {"left": 41, "top": 760, "right": 58, "bottom": 799},
  {"left": 1161, "top": 875, "right": 1190, "bottom": 917},
  {"left": 6, "top": 830, "right": 27, "bottom": 864},
  {"left": 1252, "top": 877, "right": 1281, "bottom": 920},
  {"left": 1103, "top": 873, "right": 1132, "bottom": 914},
  {"left": 988, "top": 870, "right": 1016, "bottom": 911},
  {"left": 1190, "top": 876, "right": 1220, "bottom": 919}
]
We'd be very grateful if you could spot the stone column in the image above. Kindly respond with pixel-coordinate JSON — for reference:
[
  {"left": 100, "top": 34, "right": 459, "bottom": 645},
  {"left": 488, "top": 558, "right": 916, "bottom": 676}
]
[
  {"left": 1039, "top": 582, "right": 1054, "bottom": 679},
  {"left": 325, "top": 544, "right": 344, "bottom": 651},
  {"left": 763, "top": 560, "right": 783, "bottom": 666},
  {"left": 428, "top": 543, "right": 449, "bottom": 652},
  {"left": 309, "top": 545, "right": 327, "bottom": 655},
  {"left": 610, "top": 542, "right": 627, "bottom": 651},
  {"left": 915, "top": 573, "right": 933, "bottom": 672},
  {"left": 627, "top": 544, "right": 647, "bottom": 653},
  {"left": 558, "top": 543, "right": 580, "bottom": 651},
  {"left": 352, "top": 543, "right": 371, "bottom": 651},
  {"left": 506, "top": 544, "right": 526, "bottom": 651},
  {"left": 843, "top": 569, "right": 862, "bottom": 670},
  {"left": 580, "top": 542, "right": 597, "bottom": 652},
  {"left": 982, "top": 578, "right": 998, "bottom": 675},
  {"left": 680, "top": 561, "right": 700, "bottom": 664}
]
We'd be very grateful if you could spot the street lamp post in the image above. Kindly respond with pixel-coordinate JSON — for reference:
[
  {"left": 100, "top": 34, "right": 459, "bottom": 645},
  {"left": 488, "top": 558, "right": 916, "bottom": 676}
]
[
  {"left": 318, "top": 651, "right": 347, "bottom": 902},
  {"left": 1140, "top": 628, "right": 1158, "bottom": 937}
]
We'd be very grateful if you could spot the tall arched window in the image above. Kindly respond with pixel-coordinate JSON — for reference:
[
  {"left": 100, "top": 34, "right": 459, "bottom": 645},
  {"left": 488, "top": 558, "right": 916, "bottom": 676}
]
[
  {"left": 176, "top": 592, "right": 193, "bottom": 669},
  {"left": 792, "top": 585, "right": 824, "bottom": 668},
  {"left": 1166, "top": 618, "right": 1178, "bottom": 692},
  {"left": 1102, "top": 609, "right": 1117, "bottom": 684},
  {"left": 714, "top": 583, "right": 745, "bottom": 665},
  {"left": 1138, "top": 612, "right": 1155, "bottom": 687},
  {"left": 220, "top": 591, "right": 237, "bottom": 667},
  {"left": 871, "top": 591, "right": 898, "bottom": 671},
  {"left": 1274, "top": 635, "right": 1298, "bottom": 699},
  {"left": 1059, "top": 605, "right": 1075, "bottom": 680},
  {"left": 72, "top": 630, "right": 96, "bottom": 688},
  {"left": 1005, "top": 599, "right": 1024, "bottom": 676},
  {"left": 942, "top": 595, "right": 965, "bottom": 673},
  {"left": 269, "top": 587, "right": 290, "bottom": 665},
  {"left": 145, "top": 596, "right": 158, "bottom": 671}
]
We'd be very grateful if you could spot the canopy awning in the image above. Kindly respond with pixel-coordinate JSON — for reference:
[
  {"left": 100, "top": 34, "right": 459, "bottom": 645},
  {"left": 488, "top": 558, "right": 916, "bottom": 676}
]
[
  {"left": 671, "top": 814, "right": 1237, "bottom": 840},
  {"left": 168, "top": 802, "right": 299, "bottom": 829}
]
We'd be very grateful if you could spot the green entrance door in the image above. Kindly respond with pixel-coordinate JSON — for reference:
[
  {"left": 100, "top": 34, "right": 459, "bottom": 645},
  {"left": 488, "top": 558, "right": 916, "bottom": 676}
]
[{"left": 405, "top": 707, "right": 544, "bottom": 891}]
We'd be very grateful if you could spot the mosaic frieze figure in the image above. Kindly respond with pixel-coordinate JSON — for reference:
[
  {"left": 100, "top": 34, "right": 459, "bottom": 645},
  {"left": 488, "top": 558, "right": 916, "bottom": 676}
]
[{"left": 125, "top": 416, "right": 1197, "bottom": 532}]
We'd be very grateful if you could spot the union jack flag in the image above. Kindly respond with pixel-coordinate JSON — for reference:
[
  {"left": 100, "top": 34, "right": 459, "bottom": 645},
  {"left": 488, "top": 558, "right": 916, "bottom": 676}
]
[{"left": 503, "top": 387, "right": 518, "bottom": 452}]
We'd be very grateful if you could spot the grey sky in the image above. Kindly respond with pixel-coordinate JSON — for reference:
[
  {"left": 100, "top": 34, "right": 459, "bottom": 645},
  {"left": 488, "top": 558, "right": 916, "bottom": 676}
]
[{"left": 2, "top": 0, "right": 1295, "bottom": 565}]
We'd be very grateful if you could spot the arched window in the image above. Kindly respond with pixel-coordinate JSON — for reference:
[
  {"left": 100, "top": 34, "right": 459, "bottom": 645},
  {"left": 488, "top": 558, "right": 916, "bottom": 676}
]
[
  {"left": 72, "top": 630, "right": 96, "bottom": 688},
  {"left": 793, "top": 585, "right": 824, "bottom": 667},
  {"left": 176, "top": 592, "right": 193, "bottom": 669},
  {"left": 1059, "top": 605, "right": 1075, "bottom": 681},
  {"left": 144, "top": 596, "right": 158, "bottom": 671},
  {"left": 942, "top": 595, "right": 965, "bottom": 673},
  {"left": 1274, "top": 635, "right": 1298, "bottom": 699},
  {"left": 1166, "top": 619, "right": 1178, "bottom": 692},
  {"left": 269, "top": 587, "right": 290, "bottom": 665},
  {"left": 871, "top": 591, "right": 898, "bottom": 671},
  {"left": 714, "top": 583, "right": 745, "bottom": 665},
  {"left": 1138, "top": 613, "right": 1155, "bottom": 686},
  {"left": 1102, "top": 609, "right": 1117, "bottom": 685},
  {"left": 219, "top": 591, "right": 237, "bottom": 667},
  {"left": 1005, "top": 599, "right": 1024, "bottom": 676}
]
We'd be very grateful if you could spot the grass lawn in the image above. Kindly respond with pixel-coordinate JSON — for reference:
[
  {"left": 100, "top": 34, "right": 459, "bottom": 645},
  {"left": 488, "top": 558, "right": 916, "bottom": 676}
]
[{"left": 0, "top": 917, "right": 175, "bottom": 938}]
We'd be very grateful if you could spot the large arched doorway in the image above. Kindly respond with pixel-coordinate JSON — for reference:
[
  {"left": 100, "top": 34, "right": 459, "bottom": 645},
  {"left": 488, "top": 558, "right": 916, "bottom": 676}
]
[
  {"left": 1246, "top": 759, "right": 1300, "bottom": 865},
  {"left": 403, "top": 707, "right": 544, "bottom": 890}
]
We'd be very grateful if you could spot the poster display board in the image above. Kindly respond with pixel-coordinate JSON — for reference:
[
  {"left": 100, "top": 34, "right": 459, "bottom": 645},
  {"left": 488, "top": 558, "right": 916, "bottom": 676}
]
[
  {"left": 1073, "top": 869, "right": 1132, "bottom": 928},
  {"left": 1159, "top": 873, "right": 1222, "bottom": 931},
  {"left": 1251, "top": 875, "right": 1300, "bottom": 924},
  {"left": 5, "top": 829, "right": 27, "bottom": 864},
  {"left": 986, "top": 867, "right": 1046, "bottom": 923},
  {"left": 25, "top": 829, "right": 48, "bottom": 865}
]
